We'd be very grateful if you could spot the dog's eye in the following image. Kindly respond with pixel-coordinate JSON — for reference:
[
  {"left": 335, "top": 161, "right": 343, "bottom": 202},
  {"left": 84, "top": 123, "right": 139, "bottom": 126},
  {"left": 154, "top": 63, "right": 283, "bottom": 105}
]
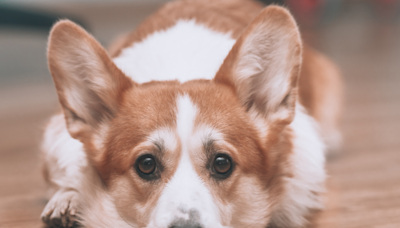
[
  {"left": 137, "top": 155, "right": 156, "bottom": 175},
  {"left": 213, "top": 155, "right": 232, "bottom": 174}
]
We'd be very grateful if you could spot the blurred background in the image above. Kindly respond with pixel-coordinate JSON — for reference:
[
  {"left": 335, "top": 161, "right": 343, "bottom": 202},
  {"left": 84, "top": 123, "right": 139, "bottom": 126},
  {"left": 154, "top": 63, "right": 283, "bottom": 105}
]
[{"left": 0, "top": 0, "right": 399, "bottom": 227}]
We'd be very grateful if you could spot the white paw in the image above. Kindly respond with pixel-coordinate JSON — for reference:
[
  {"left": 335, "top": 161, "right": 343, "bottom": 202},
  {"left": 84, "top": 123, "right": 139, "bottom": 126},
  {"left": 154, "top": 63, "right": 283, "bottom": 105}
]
[{"left": 41, "top": 189, "right": 80, "bottom": 228}]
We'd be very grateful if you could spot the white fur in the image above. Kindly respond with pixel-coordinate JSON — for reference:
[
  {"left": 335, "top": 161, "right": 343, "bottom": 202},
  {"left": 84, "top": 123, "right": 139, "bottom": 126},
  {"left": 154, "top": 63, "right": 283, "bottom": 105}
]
[
  {"left": 42, "top": 20, "right": 235, "bottom": 226},
  {"left": 148, "top": 128, "right": 178, "bottom": 152},
  {"left": 42, "top": 19, "right": 326, "bottom": 228},
  {"left": 42, "top": 114, "right": 87, "bottom": 190},
  {"left": 42, "top": 107, "right": 326, "bottom": 228},
  {"left": 270, "top": 105, "right": 326, "bottom": 227},
  {"left": 147, "top": 95, "right": 224, "bottom": 228},
  {"left": 113, "top": 20, "right": 236, "bottom": 83},
  {"left": 78, "top": 174, "right": 133, "bottom": 228},
  {"left": 42, "top": 115, "right": 130, "bottom": 228}
]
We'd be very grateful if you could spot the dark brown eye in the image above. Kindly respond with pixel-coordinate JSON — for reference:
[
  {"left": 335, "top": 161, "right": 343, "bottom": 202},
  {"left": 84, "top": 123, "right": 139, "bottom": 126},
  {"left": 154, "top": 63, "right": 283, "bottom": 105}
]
[
  {"left": 213, "top": 155, "right": 232, "bottom": 174},
  {"left": 137, "top": 156, "right": 156, "bottom": 175}
]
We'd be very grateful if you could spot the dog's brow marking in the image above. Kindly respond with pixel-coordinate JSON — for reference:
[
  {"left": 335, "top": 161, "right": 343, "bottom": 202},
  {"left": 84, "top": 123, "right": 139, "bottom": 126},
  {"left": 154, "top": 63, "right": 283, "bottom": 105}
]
[{"left": 147, "top": 128, "right": 177, "bottom": 153}]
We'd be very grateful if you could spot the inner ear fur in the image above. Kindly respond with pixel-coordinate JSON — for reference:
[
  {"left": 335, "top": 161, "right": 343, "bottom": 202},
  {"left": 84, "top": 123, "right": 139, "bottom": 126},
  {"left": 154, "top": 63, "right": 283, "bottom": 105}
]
[
  {"left": 48, "top": 20, "right": 134, "bottom": 139},
  {"left": 214, "top": 6, "right": 302, "bottom": 125}
]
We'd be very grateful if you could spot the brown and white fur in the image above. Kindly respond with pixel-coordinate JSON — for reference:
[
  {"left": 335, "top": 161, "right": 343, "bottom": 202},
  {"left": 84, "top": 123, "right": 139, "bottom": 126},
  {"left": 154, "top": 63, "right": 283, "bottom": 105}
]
[{"left": 41, "top": 0, "right": 342, "bottom": 227}]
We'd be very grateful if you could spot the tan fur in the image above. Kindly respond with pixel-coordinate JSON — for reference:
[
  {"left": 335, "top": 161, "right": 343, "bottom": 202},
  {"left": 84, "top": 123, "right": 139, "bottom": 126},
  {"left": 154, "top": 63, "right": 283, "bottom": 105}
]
[
  {"left": 99, "top": 80, "right": 274, "bottom": 226},
  {"left": 48, "top": 20, "right": 135, "bottom": 164},
  {"left": 108, "top": 0, "right": 342, "bottom": 140},
  {"left": 101, "top": 5, "right": 303, "bottom": 225},
  {"left": 43, "top": 0, "right": 340, "bottom": 227}
]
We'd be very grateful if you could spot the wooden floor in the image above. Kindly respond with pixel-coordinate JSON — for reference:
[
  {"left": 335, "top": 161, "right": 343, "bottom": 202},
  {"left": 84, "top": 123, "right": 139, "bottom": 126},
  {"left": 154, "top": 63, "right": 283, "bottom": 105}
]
[{"left": 1, "top": 2, "right": 400, "bottom": 228}]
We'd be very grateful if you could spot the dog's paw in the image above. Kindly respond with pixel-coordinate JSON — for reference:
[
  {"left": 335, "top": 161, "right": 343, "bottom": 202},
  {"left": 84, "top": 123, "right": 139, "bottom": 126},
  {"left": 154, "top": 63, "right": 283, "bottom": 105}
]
[{"left": 41, "top": 189, "right": 80, "bottom": 228}]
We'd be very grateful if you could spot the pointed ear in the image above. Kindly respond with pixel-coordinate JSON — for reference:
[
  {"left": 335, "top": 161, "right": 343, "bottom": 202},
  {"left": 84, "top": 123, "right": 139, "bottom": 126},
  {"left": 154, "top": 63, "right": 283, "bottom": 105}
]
[
  {"left": 48, "top": 20, "right": 134, "bottom": 139},
  {"left": 214, "top": 6, "right": 302, "bottom": 125}
]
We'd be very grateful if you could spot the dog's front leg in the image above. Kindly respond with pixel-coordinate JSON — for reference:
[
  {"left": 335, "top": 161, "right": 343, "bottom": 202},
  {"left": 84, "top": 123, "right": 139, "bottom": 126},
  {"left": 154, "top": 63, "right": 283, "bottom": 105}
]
[
  {"left": 41, "top": 114, "right": 88, "bottom": 228},
  {"left": 41, "top": 188, "right": 80, "bottom": 228}
]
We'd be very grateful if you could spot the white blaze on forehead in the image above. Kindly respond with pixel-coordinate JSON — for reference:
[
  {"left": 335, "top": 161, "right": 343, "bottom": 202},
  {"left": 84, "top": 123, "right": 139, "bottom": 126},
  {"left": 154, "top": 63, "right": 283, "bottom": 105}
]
[
  {"left": 176, "top": 95, "right": 197, "bottom": 146},
  {"left": 147, "top": 95, "right": 223, "bottom": 228}
]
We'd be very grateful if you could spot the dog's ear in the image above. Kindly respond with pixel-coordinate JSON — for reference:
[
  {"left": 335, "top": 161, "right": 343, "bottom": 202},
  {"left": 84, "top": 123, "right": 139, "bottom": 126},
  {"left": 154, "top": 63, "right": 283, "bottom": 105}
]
[
  {"left": 215, "top": 6, "right": 302, "bottom": 125},
  {"left": 48, "top": 20, "right": 134, "bottom": 140}
]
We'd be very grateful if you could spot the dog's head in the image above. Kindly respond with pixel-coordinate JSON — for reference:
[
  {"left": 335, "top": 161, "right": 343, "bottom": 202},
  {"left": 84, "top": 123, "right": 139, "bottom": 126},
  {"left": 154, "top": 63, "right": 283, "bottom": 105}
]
[{"left": 47, "top": 6, "right": 301, "bottom": 228}]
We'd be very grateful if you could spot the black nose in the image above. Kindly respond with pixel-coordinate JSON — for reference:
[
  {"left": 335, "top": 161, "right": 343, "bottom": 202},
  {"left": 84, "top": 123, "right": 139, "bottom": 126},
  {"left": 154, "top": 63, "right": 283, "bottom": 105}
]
[
  {"left": 168, "top": 217, "right": 202, "bottom": 228},
  {"left": 168, "top": 215, "right": 203, "bottom": 228},
  {"left": 169, "top": 208, "right": 203, "bottom": 228},
  {"left": 169, "top": 222, "right": 202, "bottom": 228}
]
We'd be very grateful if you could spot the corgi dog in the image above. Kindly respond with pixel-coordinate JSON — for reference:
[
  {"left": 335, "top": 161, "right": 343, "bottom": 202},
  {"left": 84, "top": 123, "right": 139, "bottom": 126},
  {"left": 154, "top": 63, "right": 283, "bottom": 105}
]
[{"left": 40, "top": 0, "right": 342, "bottom": 227}]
